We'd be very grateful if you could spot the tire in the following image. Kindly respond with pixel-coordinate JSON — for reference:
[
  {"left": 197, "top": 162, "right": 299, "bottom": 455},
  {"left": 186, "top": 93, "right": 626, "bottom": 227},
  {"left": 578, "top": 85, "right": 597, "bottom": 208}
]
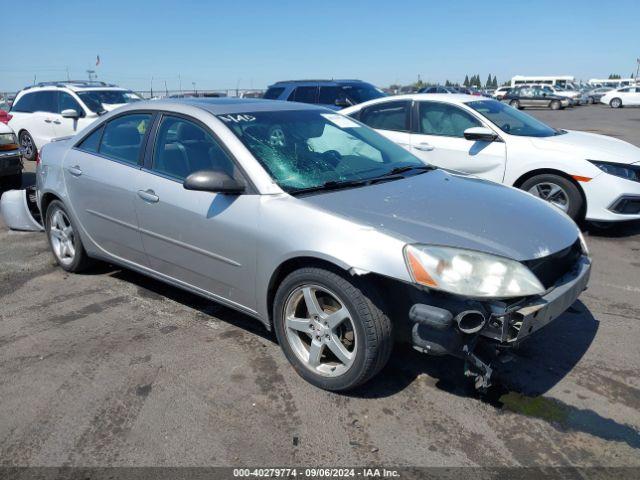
[
  {"left": 550, "top": 100, "right": 561, "bottom": 110},
  {"left": 520, "top": 174, "right": 584, "bottom": 221},
  {"left": 588, "top": 97, "right": 594, "bottom": 105},
  {"left": 509, "top": 99, "right": 520, "bottom": 109},
  {"left": 273, "top": 267, "right": 393, "bottom": 391},
  {"left": 19, "top": 131, "right": 37, "bottom": 161},
  {"left": 610, "top": 98, "right": 622, "bottom": 109},
  {"left": 45, "top": 200, "right": 93, "bottom": 272}
]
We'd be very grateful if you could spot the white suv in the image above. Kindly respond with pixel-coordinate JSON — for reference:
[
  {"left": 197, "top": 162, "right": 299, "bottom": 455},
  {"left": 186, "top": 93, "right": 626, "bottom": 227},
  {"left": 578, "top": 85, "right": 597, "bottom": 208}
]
[{"left": 9, "top": 81, "right": 142, "bottom": 161}]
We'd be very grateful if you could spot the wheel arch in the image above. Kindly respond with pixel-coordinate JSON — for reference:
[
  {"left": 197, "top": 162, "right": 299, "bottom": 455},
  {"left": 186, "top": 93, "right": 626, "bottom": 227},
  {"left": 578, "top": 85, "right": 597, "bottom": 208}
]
[
  {"left": 266, "top": 256, "right": 352, "bottom": 328},
  {"left": 39, "top": 191, "right": 62, "bottom": 218},
  {"left": 513, "top": 168, "right": 587, "bottom": 218}
]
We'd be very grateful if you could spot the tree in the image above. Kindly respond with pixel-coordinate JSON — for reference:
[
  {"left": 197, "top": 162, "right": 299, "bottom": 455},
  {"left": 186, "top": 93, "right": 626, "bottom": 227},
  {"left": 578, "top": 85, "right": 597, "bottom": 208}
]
[
  {"left": 485, "top": 74, "right": 492, "bottom": 88},
  {"left": 608, "top": 73, "right": 621, "bottom": 79},
  {"left": 492, "top": 75, "right": 498, "bottom": 88},
  {"left": 463, "top": 75, "right": 469, "bottom": 87}
]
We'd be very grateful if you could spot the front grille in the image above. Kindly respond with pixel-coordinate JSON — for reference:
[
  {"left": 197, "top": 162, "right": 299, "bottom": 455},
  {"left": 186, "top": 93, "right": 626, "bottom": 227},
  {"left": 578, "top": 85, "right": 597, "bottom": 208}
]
[{"left": 524, "top": 239, "right": 582, "bottom": 289}]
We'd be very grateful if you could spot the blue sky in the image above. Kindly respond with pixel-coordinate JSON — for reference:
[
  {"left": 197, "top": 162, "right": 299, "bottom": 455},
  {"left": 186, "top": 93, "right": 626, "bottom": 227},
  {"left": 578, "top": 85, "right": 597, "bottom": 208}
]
[{"left": 2, "top": 0, "right": 639, "bottom": 92}]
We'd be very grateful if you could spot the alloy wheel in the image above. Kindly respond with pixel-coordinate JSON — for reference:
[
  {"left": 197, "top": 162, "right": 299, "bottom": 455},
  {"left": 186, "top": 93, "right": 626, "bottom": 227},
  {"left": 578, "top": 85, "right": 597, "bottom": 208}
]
[
  {"left": 528, "top": 182, "right": 570, "bottom": 212},
  {"left": 49, "top": 209, "right": 76, "bottom": 266},
  {"left": 20, "top": 133, "right": 34, "bottom": 159},
  {"left": 284, "top": 284, "right": 357, "bottom": 377}
]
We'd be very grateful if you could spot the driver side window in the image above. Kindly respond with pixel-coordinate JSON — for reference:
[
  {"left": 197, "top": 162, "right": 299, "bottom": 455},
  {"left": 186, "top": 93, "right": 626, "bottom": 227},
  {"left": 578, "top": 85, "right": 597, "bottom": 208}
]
[{"left": 418, "top": 102, "right": 481, "bottom": 137}]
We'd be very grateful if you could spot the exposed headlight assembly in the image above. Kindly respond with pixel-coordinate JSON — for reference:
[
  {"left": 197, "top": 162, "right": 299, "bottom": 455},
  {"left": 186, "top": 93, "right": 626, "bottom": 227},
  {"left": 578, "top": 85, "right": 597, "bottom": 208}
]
[
  {"left": 589, "top": 160, "right": 640, "bottom": 182},
  {"left": 0, "top": 132, "right": 19, "bottom": 151},
  {"left": 404, "top": 245, "right": 545, "bottom": 298}
]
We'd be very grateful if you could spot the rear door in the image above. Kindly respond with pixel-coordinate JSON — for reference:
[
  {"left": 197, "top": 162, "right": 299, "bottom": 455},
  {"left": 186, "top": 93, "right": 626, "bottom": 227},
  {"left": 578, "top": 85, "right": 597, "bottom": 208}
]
[
  {"left": 410, "top": 100, "right": 506, "bottom": 182},
  {"left": 63, "top": 112, "right": 152, "bottom": 265},
  {"left": 10, "top": 91, "right": 58, "bottom": 149},
  {"left": 356, "top": 100, "right": 412, "bottom": 151},
  {"left": 135, "top": 113, "right": 259, "bottom": 309},
  {"left": 288, "top": 86, "right": 319, "bottom": 105}
]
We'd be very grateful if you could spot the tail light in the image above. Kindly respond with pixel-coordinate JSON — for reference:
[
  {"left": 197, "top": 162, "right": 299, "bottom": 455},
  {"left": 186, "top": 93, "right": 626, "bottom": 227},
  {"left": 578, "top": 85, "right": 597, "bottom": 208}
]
[
  {"left": 35, "top": 151, "right": 41, "bottom": 165},
  {"left": 0, "top": 113, "right": 11, "bottom": 124}
]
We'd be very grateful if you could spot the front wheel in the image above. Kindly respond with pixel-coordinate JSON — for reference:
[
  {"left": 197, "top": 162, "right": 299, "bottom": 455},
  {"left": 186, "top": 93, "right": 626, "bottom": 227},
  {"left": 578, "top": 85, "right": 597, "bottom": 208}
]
[
  {"left": 45, "top": 200, "right": 93, "bottom": 272},
  {"left": 550, "top": 100, "right": 561, "bottom": 110},
  {"left": 509, "top": 99, "right": 520, "bottom": 109},
  {"left": 521, "top": 174, "right": 584, "bottom": 221},
  {"left": 273, "top": 267, "right": 393, "bottom": 391},
  {"left": 610, "top": 98, "right": 622, "bottom": 108},
  {"left": 19, "top": 131, "right": 37, "bottom": 161}
]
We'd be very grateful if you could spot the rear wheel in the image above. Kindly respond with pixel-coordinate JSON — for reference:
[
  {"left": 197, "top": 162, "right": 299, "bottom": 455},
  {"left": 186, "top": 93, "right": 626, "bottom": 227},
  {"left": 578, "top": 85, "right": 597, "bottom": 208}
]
[
  {"left": 45, "top": 200, "right": 93, "bottom": 272},
  {"left": 273, "top": 267, "right": 393, "bottom": 391},
  {"left": 610, "top": 98, "right": 622, "bottom": 108},
  {"left": 509, "top": 99, "right": 520, "bottom": 109},
  {"left": 19, "top": 131, "right": 37, "bottom": 161},
  {"left": 521, "top": 174, "right": 584, "bottom": 221}
]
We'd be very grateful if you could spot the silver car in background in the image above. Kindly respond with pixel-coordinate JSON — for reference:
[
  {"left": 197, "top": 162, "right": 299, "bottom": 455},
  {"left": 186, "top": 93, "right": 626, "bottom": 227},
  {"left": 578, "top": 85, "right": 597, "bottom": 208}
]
[{"left": 37, "top": 99, "right": 591, "bottom": 391}]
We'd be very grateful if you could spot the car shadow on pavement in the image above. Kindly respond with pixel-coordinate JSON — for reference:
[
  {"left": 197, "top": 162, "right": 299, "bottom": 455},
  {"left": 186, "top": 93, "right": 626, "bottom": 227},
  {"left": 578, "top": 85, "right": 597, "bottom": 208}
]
[{"left": 583, "top": 220, "right": 640, "bottom": 238}]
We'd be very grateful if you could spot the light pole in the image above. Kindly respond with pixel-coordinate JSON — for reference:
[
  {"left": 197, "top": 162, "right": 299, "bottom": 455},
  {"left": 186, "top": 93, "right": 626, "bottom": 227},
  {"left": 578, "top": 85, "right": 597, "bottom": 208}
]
[{"left": 192, "top": 82, "right": 197, "bottom": 95}]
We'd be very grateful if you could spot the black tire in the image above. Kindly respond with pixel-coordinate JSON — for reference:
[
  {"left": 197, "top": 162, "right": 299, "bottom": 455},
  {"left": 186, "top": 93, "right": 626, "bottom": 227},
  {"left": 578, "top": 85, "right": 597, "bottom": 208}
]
[
  {"left": 587, "top": 97, "right": 594, "bottom": 105},
  {"left": 273, "top": 267, "right": 393, "bottom": 391},
  {"left": 509, "top": 99, "right": 520, "bottom": 109},
  {"left": 520, "top": 174, "right": 584, "bottom": 221},
  {"left": 609, "top": 98, "right": 622, "bottom": 109},
  {"left": 550, "top": 100, "right": 561, "bottom": 110},
  {"left": 45, "top": 200, "right": 93, "bottom": 272},
  {"left": 19, "top": 131, "right": 37, "bottom": 161}
]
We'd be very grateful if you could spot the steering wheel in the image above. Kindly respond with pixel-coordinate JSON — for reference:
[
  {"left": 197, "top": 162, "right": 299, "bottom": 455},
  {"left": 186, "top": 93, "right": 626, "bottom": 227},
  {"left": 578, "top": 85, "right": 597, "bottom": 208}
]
[{"left": 321, "top": 150, "right": 343, "bottom": 166}]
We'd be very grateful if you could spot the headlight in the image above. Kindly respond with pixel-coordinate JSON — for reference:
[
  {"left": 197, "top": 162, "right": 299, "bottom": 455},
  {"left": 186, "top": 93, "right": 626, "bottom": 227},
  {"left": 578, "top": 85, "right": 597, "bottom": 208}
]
[
  {"left": 0, "top": 132, "right": 19, "bottom": 151},
  {"left": 589, "top": 160, "right": 640, "bottom": 182},
  {"left": 404, "top": 245, "right": 545, "bottom": 298}
]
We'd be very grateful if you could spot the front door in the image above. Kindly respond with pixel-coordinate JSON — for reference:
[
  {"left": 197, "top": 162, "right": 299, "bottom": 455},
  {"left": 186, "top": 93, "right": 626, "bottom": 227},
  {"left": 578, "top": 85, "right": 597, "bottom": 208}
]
[
  {"left": 63, "top": 112, "right": 152, "bottom": 265},
  {"left": 53, "top": 91, "right": 94, "bottom": 137},
  {"left": 410, "top": 101, "right": 506, "bottom": 183},
  {"left": 135, "top": 114, "right": 258, "bottom": 310}
]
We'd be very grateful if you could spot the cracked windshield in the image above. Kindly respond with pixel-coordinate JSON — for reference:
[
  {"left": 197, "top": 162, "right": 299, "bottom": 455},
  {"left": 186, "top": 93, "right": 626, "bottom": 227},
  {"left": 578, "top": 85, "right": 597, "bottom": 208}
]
[{"left": 218, "top": 110, "right": 428, "bottom": 193}]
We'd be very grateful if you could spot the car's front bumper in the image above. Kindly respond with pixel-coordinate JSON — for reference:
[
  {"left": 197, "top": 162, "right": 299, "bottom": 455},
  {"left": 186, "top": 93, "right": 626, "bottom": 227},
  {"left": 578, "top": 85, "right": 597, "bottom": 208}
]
[
  {"left": 582, "top": 170, "right": 640, "bottom": 221},
  {"left": 0, "top": 149, "right": 23, "bottom": 176}
]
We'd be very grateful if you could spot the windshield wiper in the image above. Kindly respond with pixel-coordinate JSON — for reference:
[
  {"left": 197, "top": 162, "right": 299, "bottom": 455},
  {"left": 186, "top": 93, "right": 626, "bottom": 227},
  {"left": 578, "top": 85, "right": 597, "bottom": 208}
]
[{"left": 289, "top": 179, "right": 369, "bottom": 196}]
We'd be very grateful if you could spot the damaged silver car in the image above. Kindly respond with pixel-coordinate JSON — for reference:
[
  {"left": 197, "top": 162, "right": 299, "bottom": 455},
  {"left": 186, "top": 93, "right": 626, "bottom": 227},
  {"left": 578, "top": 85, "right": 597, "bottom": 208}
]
[{"left": 35, "top": 98, "right": 591, "bottom": 391}]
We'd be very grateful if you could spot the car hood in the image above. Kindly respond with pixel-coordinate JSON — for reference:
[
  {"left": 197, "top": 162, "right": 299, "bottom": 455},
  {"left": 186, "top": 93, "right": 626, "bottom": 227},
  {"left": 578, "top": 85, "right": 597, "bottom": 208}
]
[
  {"left": 527, "top": 130, "right": 640, "bottom": 165},
  {"left": 301, "top": 169, "right": 579, "bottom": 262}
]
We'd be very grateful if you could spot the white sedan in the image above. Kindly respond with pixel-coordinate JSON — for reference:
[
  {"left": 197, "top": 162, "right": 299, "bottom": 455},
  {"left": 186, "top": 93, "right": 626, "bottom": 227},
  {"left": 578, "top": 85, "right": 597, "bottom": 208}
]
[
  {"left": 600, "top": 86, "right": 640, "bottom": 108},
  {"left": 341, "top": 94, "right": 640, "bottom": 223}
]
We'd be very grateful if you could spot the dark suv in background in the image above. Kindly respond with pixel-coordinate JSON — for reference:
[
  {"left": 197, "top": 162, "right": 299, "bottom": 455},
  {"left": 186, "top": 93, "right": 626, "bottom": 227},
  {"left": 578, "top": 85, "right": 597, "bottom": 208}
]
[{"left": 263, "top": 79, "right": 385, "bottom": 109}]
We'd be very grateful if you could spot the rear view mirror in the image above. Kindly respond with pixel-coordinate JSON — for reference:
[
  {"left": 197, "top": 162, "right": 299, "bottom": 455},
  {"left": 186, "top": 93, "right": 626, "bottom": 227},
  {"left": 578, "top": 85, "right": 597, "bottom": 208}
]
[
  {"left": 61, "top": 109, "right": 80, "bottom": 119},
  {"left": 464, "top": 127, "right": 498, "bottom": 142},
  {"left": 183, "top": 170, "right": 245, "bottom": 194}
]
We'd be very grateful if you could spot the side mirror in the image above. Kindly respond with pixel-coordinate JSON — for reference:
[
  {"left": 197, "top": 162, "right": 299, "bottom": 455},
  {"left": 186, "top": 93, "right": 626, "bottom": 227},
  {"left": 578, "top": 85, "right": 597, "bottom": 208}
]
[
  {"left": 334, "top": 98, "right": 351, "bottom": 108},
  {"left": 183, "top": 170, "right": 245, "bottom": 194},
  {"left": 61, "top": 109, "right": 80, "bottom": 119},
  {"left": 464, "top": 127, "right": 498, "bottom": 142}
]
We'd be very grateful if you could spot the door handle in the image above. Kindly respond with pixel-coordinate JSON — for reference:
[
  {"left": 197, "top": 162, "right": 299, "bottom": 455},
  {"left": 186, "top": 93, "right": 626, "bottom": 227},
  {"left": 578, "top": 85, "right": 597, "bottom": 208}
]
[
  {"left": 137, "top": 189, "right": 159, "bottom": 203},
  {"left": 44, "top": 119, "right": 52, "bottom": 123},
  {"left": 67, "top": 165, "right": 83, "bottom": 176},
  {"left": 414, "top": 142, "right": 435, "bottom": 152},
  {"left": 53, "top": 120, "right": 61, "bottom": 125}
]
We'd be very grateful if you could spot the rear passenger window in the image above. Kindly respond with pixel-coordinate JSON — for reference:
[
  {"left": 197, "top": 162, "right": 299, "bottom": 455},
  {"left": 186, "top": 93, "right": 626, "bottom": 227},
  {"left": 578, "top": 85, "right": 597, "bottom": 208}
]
[
  {"left": 291, "top": 87, "right": 318, "bottom": 104},
  {"left": 152, "top": 116, "right": 236, "bottom": 181},
  {"left": 31, "top": 91, "right": 57, "bottom": 113},
  {"left": 318, "top": 86, "right": 341, "bottom": 105},
  {"left": 359, "top": 101, "right": 410, "bottom": 132},
  {"left": 263, "top": 87, "right": 285, "bottom": 100},
  {"left": 99, "top": 113, "right": 151, "bottom": 165},
  {"left": 77, "top": 126, "right": 104, "bottom": 153}
]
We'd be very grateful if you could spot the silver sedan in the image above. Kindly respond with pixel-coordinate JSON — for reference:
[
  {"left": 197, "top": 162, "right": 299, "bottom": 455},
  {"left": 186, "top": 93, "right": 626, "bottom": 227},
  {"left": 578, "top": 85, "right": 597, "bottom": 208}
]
[{"left": 37, "top": 99, "right": 590, "bottom": 391}]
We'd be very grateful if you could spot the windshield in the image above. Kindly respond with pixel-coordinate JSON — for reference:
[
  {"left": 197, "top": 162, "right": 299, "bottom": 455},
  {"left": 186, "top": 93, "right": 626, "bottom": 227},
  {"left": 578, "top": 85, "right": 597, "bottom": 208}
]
[
  {"left": 467, "top": 100, "right": 561, "bottom": 137},
  {"left": 218, "top": 109, "right": 427, "bottom": 193},
  {"left": 76, "top": 90, "right": 142, "bottom": 112},
  {"left": 341, "top": 84, "right": 385, "bottom": 104}
]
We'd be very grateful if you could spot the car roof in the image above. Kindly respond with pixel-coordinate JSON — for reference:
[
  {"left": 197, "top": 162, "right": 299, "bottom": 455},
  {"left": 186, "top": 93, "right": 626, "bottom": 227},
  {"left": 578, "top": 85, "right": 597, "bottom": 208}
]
[
  {"left": 17, "top": 82, "right": 129, "bottom": 95},
  {"left": 269, "top": 79, "right": 368, "bottom": 87},
  {"left": 123, "top": 97, "right": 328, "bottom": 115},
  {"left": 341, "top": 93, "right": 488, "bottom": 113}
]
